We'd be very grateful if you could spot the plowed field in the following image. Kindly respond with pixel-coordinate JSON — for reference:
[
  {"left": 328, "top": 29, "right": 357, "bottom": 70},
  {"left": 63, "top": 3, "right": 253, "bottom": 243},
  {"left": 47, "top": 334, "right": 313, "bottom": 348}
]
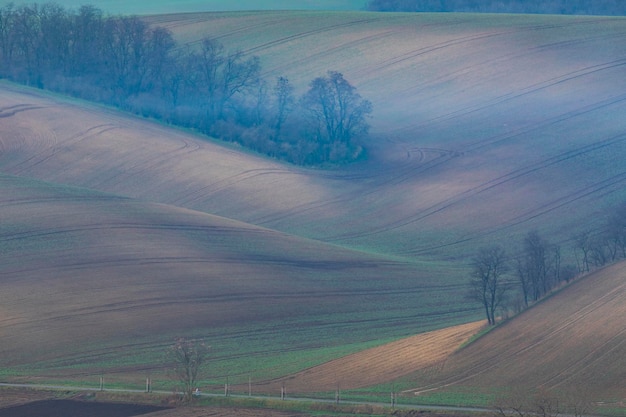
[
  {"left": 256, "top": 320, "right": 485, "bottom": 393},
  {"left": 1, "top": 9, "right": 626, "bottom": 408},
  {"left": 404, "top": 262, "right": 626, "bottom": 403}
]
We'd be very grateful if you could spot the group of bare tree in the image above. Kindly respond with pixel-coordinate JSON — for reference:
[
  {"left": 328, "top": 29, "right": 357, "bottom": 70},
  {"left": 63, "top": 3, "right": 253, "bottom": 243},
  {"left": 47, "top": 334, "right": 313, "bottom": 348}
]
[
  {"left": 0, "top": 3, "right": 372, "bottom": 165},
  {"left": 469, "top": 202, "right": 626, "bottom": 325},
  {"left": 574, "top": 202, "right": 626, "bottom": 273},
  {"left": 493, "top": 387, "right": 593, "bottom": 417},
  {"left": 368, "top": 0, "right": 626, "bottom": 15},
  {"left": 469, "top": 231, "right": 565, "bottom": 325}
]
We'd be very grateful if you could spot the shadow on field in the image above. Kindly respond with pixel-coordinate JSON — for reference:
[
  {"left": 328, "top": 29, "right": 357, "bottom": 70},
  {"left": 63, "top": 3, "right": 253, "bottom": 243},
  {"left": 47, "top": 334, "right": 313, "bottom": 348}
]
[{"left": 0, "top": 399, "right": 168, "bottom": 417}]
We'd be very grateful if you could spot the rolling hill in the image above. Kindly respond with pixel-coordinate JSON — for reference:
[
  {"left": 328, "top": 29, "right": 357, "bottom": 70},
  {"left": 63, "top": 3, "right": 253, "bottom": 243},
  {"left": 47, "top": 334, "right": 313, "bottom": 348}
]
[
  {"left": 403, "top": 261, "right": 626, "bottom": 407},
  {"left": 0, "top": 85, "right": 471, "bottom": 385},
  {"left": 145, "top": 11, "right": 626, "bottom": 259},
  {"left": 271, "top": 263, "right": 624, "bottom": 407},
  {"left": 0, "top": 9, "right": 625, "bottom": 408}
]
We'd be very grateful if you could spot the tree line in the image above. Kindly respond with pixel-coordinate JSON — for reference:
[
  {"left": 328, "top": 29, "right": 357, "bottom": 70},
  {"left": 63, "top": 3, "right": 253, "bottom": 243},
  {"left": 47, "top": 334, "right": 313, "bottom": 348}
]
[
  {"left": 469, "top": 202, "right": 626, "bottom": 325},
  {"left": 368, "top": 0, "right": 626, "bottom": 15},
  {"left": 0, "top": 3, "right": 372, "bottom": 166}
]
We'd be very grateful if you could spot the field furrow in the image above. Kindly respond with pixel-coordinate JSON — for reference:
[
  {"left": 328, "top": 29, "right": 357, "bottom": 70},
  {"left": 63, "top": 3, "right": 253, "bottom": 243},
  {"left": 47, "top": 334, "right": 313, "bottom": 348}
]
[{"left": 1, "top": 10, "right": 625, "bottom": 407}]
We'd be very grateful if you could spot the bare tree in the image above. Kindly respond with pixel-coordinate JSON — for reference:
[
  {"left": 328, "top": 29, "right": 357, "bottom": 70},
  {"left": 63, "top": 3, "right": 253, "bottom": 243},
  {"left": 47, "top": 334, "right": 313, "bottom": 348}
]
[
  {"left": 0, "top": 6, "right": 372, "bottom": 166},
  {"left": 492, "top": 387, "right": 533, "bottom": 417},
  {"left": 573, "top": 230, "right": 592, "bottom": 273},
  {"left": 0, "top": 3, "right": 17, "bottom": 75},
  {"left": 11, "top": 4, "right": 41, "bottom": 84},
  {"left": 101, "top": 16, "right": 152, "bottom": 98},
  {"left": 68, "top": 5, "right": 104, "bottom": 77},
  {"left": 588, "top": 234, "right": 610, "bottom": 267},
  {"left": 191, "top": 38, "right": 260, "bottom": 125},
  {"left": 533, "top": 389, "right": 562, "bottom": 417},
  {"left": 492, "top": 388, "right": 567, "bottom": 417},
  {"left": 37, "top": 3, "right": 70, "bottom": 79},
  {"left": 562, "top": 387, "right": 594, "bottom": 417},
  {"left": 272, "top": 76, "right": 295, "bottom": 140},
  {"left": 515, "top": 257, "right": 531, "bottom": 307},
  {"left": 469, "top": 245, "right": 509, "bottom": 325},
  {"left": 604, "top": 202, "right": 626, "bottom": 260},
  {"left": 301, "top": 71, "right": 372, "bottom": 161},
  {"left": 166, "top": 337, "right": 209, "bottom": 402},
  {"left": 517, "top": 231, "right": 560, "bottom": 303}
]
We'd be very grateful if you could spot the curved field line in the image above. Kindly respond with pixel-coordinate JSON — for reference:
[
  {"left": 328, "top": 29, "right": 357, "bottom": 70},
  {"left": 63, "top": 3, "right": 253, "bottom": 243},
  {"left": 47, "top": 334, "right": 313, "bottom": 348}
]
[
  {"left": 261, "top": 30, "right": 397, "bottom": 77},
  {"left": 392, "top": 26, "right": 626, "bottom": 102},
  {"left": 252, "top": 320, "right": 485, "bottom": 393},
  {"left": 354, "top": 30, "right": 514, "bottom": 80},
  {"left": 173, "top": 16, "right": 293, "bottom": 50},
  {"left": 405, "top": 171, "right": 626, "bottom": 256},
  {"left": 85, "top": 131, "right": 203, "bottom": 190},
  {"left": 325, "top": 126, "right": 626, "bottom": 243},
  {"left": 250, "top": 147, "right": 460, "bottom": 227},
  {"left": 542, "top": 328, "right": 626, "bottom": 391},
  {"left": 172, "top": 14, "right": 390, "bottom": 55},
  {"left": 397, "top": 29, "right": 626, "bottom": 104},
  {"left": 241, "top": 17, "right": 387, "bottom": 55},
  {"left": 354, "top": 17, "right": 620, "bottom": 81},
  {"left": 402, "top": 273, "right": 626, "bottom": 394},
  {"left": 8, "top": 124, "right": 118, "bottom": 175},
  {"left": 0, "top": 104, "right": 45, "bottom": 118},
  {"left": 399, "top": 57, "right": 626, "bottom": 138},
  {"left": 175, "top": 167, "right": 299, "bottom": 206},
  {"left": 257, "top": 63, "right": 626, "bottom": 238},
  {"left": 0, "top": 104, "right": 47, "bottom": 154}
]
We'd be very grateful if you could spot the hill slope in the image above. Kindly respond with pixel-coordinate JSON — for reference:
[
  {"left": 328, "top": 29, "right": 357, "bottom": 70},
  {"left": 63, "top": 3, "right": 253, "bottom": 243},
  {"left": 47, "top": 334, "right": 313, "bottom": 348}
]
[
  {"left": 1, "top": 10, "right": 626, "bottom": 401},
  {"left": 404, "top": 262, "right": 626, "bottom": 404},
  {"left": 256, "top": 320, "right": 485, "bottom": 393},
  {"left": 1, "top": 172, "right": 456, "bottom": 379},
  {"left": 267, "top": 263, "right": 624, "bottom": 404},
  {"left": 150, "top": 11, "right": 626, "bottom": 256},
  {"left": 5, "top": 12, "right": 626, "bottom": 261}
]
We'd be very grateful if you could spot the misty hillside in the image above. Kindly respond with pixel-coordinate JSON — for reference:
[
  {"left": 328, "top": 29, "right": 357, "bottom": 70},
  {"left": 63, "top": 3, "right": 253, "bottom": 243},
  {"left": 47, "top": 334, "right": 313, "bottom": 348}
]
[
  {"left": 0, "top": 8, "right": 625, "bottom": 408},
  {"left": 368, "top": 0, "right": 626, "bottom": 15}
]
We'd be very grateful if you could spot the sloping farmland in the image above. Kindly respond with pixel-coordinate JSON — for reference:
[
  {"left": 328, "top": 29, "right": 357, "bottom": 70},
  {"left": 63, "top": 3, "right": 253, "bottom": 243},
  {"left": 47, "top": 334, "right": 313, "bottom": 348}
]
[
  {"left": 0, "top": 172, "right": 465, "bottom": 380},
  {"left": 403, "top": 261, "right": 626, "bottom": 404},
  {"left": 1, "top": 10, "right": 626, "bottom": 396}
]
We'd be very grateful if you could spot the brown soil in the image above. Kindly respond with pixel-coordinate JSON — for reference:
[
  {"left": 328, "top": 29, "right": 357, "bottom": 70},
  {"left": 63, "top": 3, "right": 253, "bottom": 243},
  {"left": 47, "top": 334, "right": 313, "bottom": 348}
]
[
  {"left": 404, "top": 263, "right": 626, "bottom": 403},
  {"left": 255, "top": 320, "right": 485, "bottom": 393}
]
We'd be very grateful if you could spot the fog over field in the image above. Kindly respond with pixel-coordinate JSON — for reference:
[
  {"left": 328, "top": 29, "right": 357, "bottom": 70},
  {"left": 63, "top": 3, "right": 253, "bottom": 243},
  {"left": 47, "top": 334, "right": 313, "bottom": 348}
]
[{"left": 0, "top": 4, "right": 625, "bottom": 412}]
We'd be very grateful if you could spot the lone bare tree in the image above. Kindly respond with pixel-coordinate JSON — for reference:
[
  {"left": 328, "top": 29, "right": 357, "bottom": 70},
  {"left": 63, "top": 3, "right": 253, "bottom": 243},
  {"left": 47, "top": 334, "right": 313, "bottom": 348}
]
[
  {"left": 166, "top": 337, "right": 209, "bottom": 402},
  {"left": 469, "top": 245, "right": 509, "bottom": 325}
]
